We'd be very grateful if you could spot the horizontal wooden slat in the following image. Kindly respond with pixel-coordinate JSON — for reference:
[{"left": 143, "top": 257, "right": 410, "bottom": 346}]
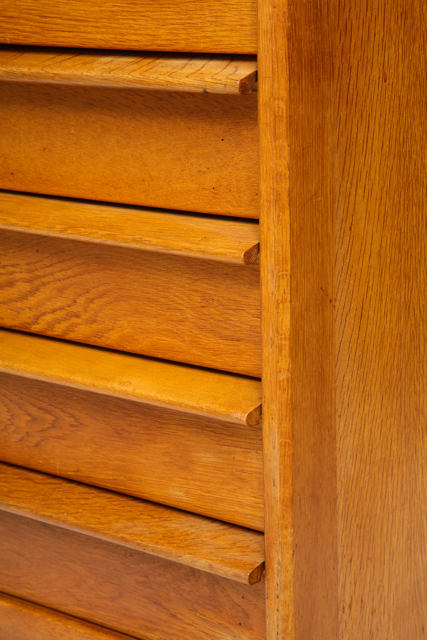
[
  {"left": 0, "top": 1, "right": 257, "bottom": 55},
  {"left": 0, "top": 228, "right": 261, "bottom": 376},
  {"left": 0, "top": 81, "right": 259, "bottom": 218},
  {"left": 0, "top": 512, "right": 266, "bottom": 640},
  {"left": 0, "top": 593, "right": 138, "bottom": 640},
  {"left": 0, "top": 329, "right": 261, "bottom": 424},
  {"left": 0, "top": 47, "right": 257, "bottom": 94},
  {"left": 0, "top": 464, "right": 264, "bottom": 584},
  {"left": 0, "top": 191, "right": 259, "bottom": 265},
  {"left": 0, "top": 331, "right": 264, "bottom": 530}
]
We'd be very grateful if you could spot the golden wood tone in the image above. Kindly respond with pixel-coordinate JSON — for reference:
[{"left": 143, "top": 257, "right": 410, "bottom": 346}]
[
  {"left": 0, "top": 593, "right": 138, "bottom": 640},
  {"left": 0, "top": 374, "right": 264, "bottom": 530},
  {"left": 0, "top": 331, "right": 264, "bottom": 530},
  {"left": 258, "top": 1, "right": 294, "bottom": 637},
  {"left": 0, "top": 231, "right": 261, "bottom": 376},
  {"left": 0, "top": 191, "right": 260, "bottom": 265},
  {"left": 0, "top": 82, "right": 259, "bottom": 218},
  {"left": 335, "top": 1, "right": 427, "bottom": 637},
  {"left": 0, "top": 464, "right": 265, "bottom": 584},
  {"left": 0, "top": 47, "right": 257, "bottom": 95},
  {"left": 0, "top": 511, "right": 266, "bottom": 640},
  {"left": 0, "top": 329, "right": 261, "bottom": 425},
  {"left": 259, "top": 0, "right": 338, "bottom": 637},
  {"left": 0, "top": 0, "right": 257, "bottom": 55}
]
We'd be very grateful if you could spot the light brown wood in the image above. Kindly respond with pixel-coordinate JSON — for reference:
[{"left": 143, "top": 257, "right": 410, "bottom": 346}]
[
  {"left": 0, "top": 0, "right": 257, "bottom": 55},
  {"left": 335, "top": 1, "right": 427, "bottom": 637},
  {"left": 258, "top": 1, "right": 294, "bottom": 638},
  {"left": 0, "top": 373, "right": 264, "bottom": 530},
  {"left": 0, "top": 511, "right": 266, "bottom": 640},
  {"left": 0, "top": 328, "right": 261, "bottom": 424},
  {"left": 0, "top": 82, "right": 259, "bottom": 218},
  {"left": 0, "top": 592, "right": 138, "bottom": 640},
  {"left": 0, "top": 330, "right": 264, "bottom": 530},
  {"left": 0, "top": 231, "right": 261, "bottom": 376},
  {"left": 0, "top": 463, "right": 265, "bottom": 584},
  {"left": 259, "top": 0, "right": 338, "bottom": 637},
  {"left": 0, "top": 191, "right": 259, "bottom": 265},
  {"left": 0, "top": 47, "right": 257, "bottom": 94}
]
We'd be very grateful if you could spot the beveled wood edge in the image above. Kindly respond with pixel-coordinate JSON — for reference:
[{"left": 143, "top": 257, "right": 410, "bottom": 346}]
[
  {"left": 0, "top": 591, "right": 140, "bottom": 639},
  {"left": 0, "top": 463, "right": 265, "bottom": 584},
  {"left": 0, "top": 191, "right": 260, "bottom": 265},
  {"left": 0, "top": 329, "right": 262, "bottom": 426},
  {"left": 0, "top": 46, "right": 257, "bottom": 94}
]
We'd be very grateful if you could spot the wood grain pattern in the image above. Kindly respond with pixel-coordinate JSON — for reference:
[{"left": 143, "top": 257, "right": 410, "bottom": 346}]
[
  {"left": 335, "top": 1, "right": 427, "bottom": 637},
  {"left": 0, "top": 82, "right": 259, "bottom": 218},
  {"left": 0, "top": 0, "right": 257, "bottom": 55},
  {"left": 287, "top": 1, "right": 338, "bottom": 639},
  {"left": 259, "top": 0, "right": 338, "bottom": 637},
  {"left": 0, "top": 191, "right": 260, "bottom": 265},
  {"left": 0, "top": 511, "right": 266, "bottom": 640},
  {"left": 0, "top": 46, "right": 257, "bottom": 94},
  {"left": 257, "top": 0, "right": 294, "bottom": 635},
  {"left": 0, "top": 329, "right": 261, "bottom": 425},
  {"left": 0, "top": 231, "right": 261, "bottom": 376},
  {"left": 0, "top": 367, "right": 264, "bottom": 530},
  {"left": 0, "top": 592, "right": 138, "bottom": 640},
  {"left": 0, "top": 463, "right": 265, "bottom": 584}
]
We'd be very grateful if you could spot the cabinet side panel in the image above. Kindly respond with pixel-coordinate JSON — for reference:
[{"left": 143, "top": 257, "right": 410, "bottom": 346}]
[{"left": 336, "top": 1, "right": 427, "bottom": 637}]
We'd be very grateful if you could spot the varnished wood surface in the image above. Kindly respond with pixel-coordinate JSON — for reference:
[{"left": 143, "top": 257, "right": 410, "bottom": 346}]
[
  {"left": 335, "top": 1, "right": 427, "bottom": 637},
  {"left": 0, "top": 511, "right": 266, "bottom": 640},
  {"left": 0, "top": 82, "right": 259, "bottom": 218},
  {"left": 0, "top": 0, "right": 257, "bottom": 55},
  {"left": 257, "top": 0, "right": 294, "bottom": 635},
  {"left": 0, "top": 593, "right": 138, "bottom": 640},
  {"left": 0, "top": 191, "right": 260, "bottom": 265},
  {"left": 259, "top": 0, "right": 338, "bottom": 637},
  {"left": 0, "top": 364, "right": 264, "bottom": 530},
  {"left": 0, "top": 47, "right": 257, "bottom": 94},
  {"left": 0, "top": 231, "right": 261, "bottom": 376},
  {"left": 0, "top": 464, "right": 264, "bottom": 583},
  {"left": 287, "top": 1, "right": 338, "bottom": 640},
  {"left": 0, "top": 329, "right": 261, "bottom": 425}
]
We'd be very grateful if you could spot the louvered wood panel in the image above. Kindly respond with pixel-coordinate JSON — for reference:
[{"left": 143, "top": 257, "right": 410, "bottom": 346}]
[
  {"left": 0, "top": 463, "right": 265, "bottom": 583},
  {"left": 0, "top": 191, "right": 260, "bottom": 265},
  {"left": 0, "top": 230, "right": 261, "bottom": 376},
  {"left": 0, "top": 82, "right": 259, "bottom": 218},
  {"left": 0, "top": 1, "right": 257, "bottom": 54},
  {"left": 0, "top": 330, "right": 264, "bottom": 530},
  {"left": 0, "top": 47, "right": 258, "bottom": 94},
  {"left": 0, "top": 511, "right": 266, "bottom": 640},
  {"left": 0, "top": 593, "right": 138, "bottom": 640}
]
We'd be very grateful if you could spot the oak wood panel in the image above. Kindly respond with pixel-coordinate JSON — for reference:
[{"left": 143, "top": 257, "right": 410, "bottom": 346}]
[
  {"left": 0, "top": 82, "right": 259, "bottom": 218},
  {"left": 259, "top": 0, "right": 338, "bottom": 637},
  {"left": 0, "top": 511, "right": 266, "bottom": 640},
  {"left": 335, "top": 1, "right": 427, "bottom": 637},
  {"left": 0, "top": 47, "right": 257, "bottom": 95},
  {"left": 0, "top": 231, "right": 261, "bottom": 376},
  {"left": 0, "top": 191, "right": 260, "bottom": 265},
  {"left": 0, "top": 373, "right": 264, "bottom": 530},
  {"left": 0, "top": 593, "right": 138, "bottom": 640},
  {"left": 0, "top": 463, "right": 265, "bottom": 584},
  {"left": 0, "top": 329, "right": 261, "bottom": 425},
  {"left": 258, "top": 0, "right": 294, "bottom": 635},
  {"left": 0, "top": 0, "right": 257, "bottom": 55}
]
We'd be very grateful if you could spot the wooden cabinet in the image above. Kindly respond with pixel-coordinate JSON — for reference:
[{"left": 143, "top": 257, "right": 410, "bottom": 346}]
[{"left": 0, "top": 1, "right": 426, "bottom": 639}]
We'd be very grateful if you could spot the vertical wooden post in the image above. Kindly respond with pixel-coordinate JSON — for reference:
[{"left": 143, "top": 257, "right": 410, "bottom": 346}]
[
  {"left": 259, "top": 0, "right": 338, "bottom": 638},
  {"left": 258, "top": 0, "right": 294, "bottom": 636}
]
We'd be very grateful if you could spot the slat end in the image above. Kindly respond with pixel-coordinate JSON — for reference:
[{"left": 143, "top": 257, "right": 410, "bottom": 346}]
[
  {"left": 246, "top": 404, "right": 262, "bottom": 427},
  {"left": 248, "top": 562, "right": 265, "bottom": 585},
  {"left": 243, "top": 242, "right": 260, "bottom": 265}
]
